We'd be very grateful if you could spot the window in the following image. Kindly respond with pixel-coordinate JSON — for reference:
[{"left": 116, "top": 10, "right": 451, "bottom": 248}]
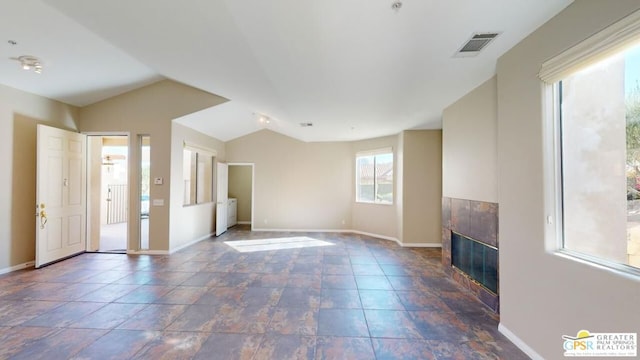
[
  {"left": 356, "top": 148, "right": 393, "bottom": 204},
  {"left": 542, "top": 11, "right": 640, "bottom": 273},
  {"left": 183, "top": 144, "right": 214, "bottom": 205}
]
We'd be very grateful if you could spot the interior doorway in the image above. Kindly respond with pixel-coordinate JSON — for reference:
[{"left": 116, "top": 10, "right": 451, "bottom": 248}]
[
  {"left": 228, "top": 163, "right": 254, "bottom": 229},
  {"left": 87, "top": 135, "right": 129, "bottom": 253}
]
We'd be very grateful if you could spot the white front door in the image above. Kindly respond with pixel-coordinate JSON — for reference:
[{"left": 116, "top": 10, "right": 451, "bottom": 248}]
[
  {"left": 216, "top": 162, "right": 228, "bottom": 236},
  {"left": 36, "top": 125, "right": 87, "bottom": 268}
]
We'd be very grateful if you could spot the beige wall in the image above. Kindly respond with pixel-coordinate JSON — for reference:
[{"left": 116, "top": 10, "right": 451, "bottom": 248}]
[
  {"left": 170, "top": 122, "right": 226, "bottom": 252},
  {"left": 496, "top": 1, "right": 640, "bottom": 358},
  {"left": 229, "top": 165, "right": 253, "bottom": 223},
  {"left": 0, "top": 84, "right": 79, "bottom": 272},
  {"left": 226, "top": 130, "right": 353, "bottom": 230},
  {"left": 401, "top": 130, "right": 442, "bottom": 245},
  {"left": 442, "top": 76, "right": 497, "bottom": 203},
  {"left": 79, "top": 80, "right": 226, "bottom": 251}
]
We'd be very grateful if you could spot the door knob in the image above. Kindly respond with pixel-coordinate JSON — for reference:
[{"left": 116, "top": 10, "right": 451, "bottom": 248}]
[{"left": 38, "top": 203, "right": 47, "bottom": 229}]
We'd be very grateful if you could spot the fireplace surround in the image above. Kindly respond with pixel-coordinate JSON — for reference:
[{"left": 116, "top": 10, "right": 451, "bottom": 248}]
[{"left": 442, "top": 197, "right": 499, "bottom": 312}]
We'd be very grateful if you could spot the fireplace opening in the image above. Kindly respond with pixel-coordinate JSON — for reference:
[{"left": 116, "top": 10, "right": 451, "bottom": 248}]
[{"left": 451, "top": 231, "right": 498, "bottom": 294}]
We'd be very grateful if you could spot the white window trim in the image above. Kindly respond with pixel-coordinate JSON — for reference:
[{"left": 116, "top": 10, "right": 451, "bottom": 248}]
[
  {"left": 539, "top": 9, "right": 640, "bottom": 84},
  {"left": 355, "top": 147, "right": 393, "bottom": 158},
  {"left": 183, "top": 141, "right": 217, "bottom": 157},
  {"left": 355, "top": 147, "right": 394, "bottom": 205},
  {"left": 542, "top": 10, "right": 640, "bottom": 277}
]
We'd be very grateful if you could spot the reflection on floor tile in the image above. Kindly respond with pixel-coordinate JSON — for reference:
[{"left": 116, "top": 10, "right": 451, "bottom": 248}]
[
  {"left": 317, "top": 309, "right": 369, "bottom": 337},
  {"left": 320, "top": 289, "right": 361, "bottom": 309},
  {"left": 132, "top": 331, "right": 209, "bottom": 360},
  {"left": 315, "top": 336, "right": 375, "bottom": 360},
  {"left": 0, "top": 225, "right": 527, "bottom": 359},
  {"left": 359, "top": 290, "right": 405, "bottom": 310}
]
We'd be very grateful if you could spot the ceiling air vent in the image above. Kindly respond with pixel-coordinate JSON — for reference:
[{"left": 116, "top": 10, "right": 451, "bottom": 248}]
[{"left": 454, "top": 32, "right": 500, "bottom": 57}]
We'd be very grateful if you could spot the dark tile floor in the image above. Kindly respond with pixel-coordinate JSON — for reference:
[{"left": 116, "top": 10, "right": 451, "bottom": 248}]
[{"left": 0, "top": 225, "right": 527, "bottom": 359}]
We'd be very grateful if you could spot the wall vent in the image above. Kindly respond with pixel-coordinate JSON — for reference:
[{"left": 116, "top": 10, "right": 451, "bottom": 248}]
[{"left": 454, "top": 32, "right": 500, "bottom": 57}]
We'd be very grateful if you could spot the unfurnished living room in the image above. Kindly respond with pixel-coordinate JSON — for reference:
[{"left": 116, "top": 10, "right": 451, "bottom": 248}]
[{"left": 1, "top": 1, "right": 639, "bottom": 359}]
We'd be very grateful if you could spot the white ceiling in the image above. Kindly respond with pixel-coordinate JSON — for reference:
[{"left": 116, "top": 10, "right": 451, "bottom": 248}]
[{"left": 2, "top": 0, "right": 572, "bottom": 142}]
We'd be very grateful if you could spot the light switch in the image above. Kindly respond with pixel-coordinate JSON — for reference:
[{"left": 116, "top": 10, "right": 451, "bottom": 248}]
[
  {"left": 152, "top": 199, "right": 164, "bottom": 206},
  {"left": 154, "top": 177, "right": 163, "bottom": 185}
]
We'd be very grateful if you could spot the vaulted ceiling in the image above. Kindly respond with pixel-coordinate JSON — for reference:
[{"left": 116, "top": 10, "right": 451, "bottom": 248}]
[{"left": 1, "top": 0, "right": 573, "bottom": 141}]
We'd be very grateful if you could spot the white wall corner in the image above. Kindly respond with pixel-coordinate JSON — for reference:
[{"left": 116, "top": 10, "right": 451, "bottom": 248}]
[
  {"left": 169, "top": 233, "right": 214, "bottom": 254},
  {"left": 498, "top": 323, "right": 544, "bottom": 360}
]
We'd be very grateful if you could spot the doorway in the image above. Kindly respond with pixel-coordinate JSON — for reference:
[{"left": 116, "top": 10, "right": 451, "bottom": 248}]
[
  {"left": 228, "top": 163, "right": 254, "bottom": 229},
  {"left": 87, "top": 135, "right": 128, "bottom": 253}
]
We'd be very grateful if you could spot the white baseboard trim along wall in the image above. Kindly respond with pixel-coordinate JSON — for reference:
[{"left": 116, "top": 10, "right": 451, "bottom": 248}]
[
  {"left": 498, "top": 323, "right": 544, "bottom": 360},
  {"left": 0, "top": 260, "right": 35, "bottom": 275}
]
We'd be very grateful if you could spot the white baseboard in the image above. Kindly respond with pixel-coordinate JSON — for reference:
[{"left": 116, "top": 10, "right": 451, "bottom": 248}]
[
  {"left": 0, "top": 260, "right": 35, "bottom": 275},
  {"left": 170, "top": 233, "right": 214, "bottom": 254},
  {"left": 399, "top": 242, "right": 442, "bottom": 248},
  {"left": 252, "top": 228, "right": 352, "bottom": 234},
  {"left": 498, "top": 323, "right": 543, "bottom": 360},
  {"left": 349, "top": 230, "right": 399, "bottom": 243},
  {"left": 350, "top": 230, "right": 441, "bottom": 248}
]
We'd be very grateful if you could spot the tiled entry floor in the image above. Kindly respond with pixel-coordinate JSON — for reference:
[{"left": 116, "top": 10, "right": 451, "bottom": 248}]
[{"left": 0, "top": 226, "right": 527, "bottom": 359}]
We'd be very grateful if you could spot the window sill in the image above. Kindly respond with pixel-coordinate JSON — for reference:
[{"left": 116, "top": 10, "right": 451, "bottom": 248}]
[
  {"left": 355, "top": 201, "right": 394, "bottom": 206},
  {"left": 554, "top": 249, "right": 640, "bottom": 281}
]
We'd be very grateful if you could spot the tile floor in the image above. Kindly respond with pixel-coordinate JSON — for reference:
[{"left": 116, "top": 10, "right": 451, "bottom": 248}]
[{"left": 0, "top": 225, "right": 527, "bottom": 359}]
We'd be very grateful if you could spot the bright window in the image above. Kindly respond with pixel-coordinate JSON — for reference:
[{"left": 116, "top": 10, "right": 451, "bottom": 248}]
[
  {"left": 356, "top": 149, "right": 393, "bottom": 204},
  {"left": 554, "top": 39, "right": 640, "bottom": 272}
]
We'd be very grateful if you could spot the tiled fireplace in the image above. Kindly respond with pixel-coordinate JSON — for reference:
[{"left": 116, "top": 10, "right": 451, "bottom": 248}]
[{"left": 442, "top": 197, "right": 499, "bottom": 312}]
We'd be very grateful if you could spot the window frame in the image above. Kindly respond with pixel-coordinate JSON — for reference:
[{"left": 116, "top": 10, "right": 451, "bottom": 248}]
[
  {"left": 183, "top": 142, "right": 216, "bottom": 206},
  {"left": 355, "top": 148, "right": 394, "bottom": 205},
  {"left": 541, "top": 11, "right": 640, "bottom": 277}
]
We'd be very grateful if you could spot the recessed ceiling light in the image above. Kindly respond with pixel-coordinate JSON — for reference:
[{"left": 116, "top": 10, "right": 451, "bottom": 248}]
[{"left": 257, "top": 114, "right": 271, "bottom": 124}]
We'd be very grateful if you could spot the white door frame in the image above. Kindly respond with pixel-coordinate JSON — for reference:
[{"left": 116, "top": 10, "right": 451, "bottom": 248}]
[
  {"left": 228, "top": 162, "right": 255, "bottom": 231},
  {"left": 216, "top": 162, "right": 228, "bottom": 236}
]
